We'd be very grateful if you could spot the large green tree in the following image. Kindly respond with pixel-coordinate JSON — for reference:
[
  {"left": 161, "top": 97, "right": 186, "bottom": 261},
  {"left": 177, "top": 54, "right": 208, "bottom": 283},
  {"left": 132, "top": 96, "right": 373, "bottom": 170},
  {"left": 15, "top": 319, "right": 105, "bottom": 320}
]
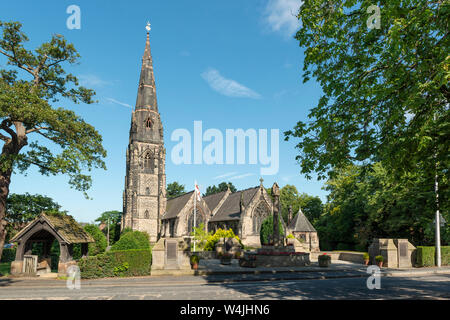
[
  {"left": 316, "top": 163, "right": 449, "bottom": 251},
  {"left": 0, "top": 21, "right": 107, "bottom": 259},
  {"left": 285, "top": 0, "right": 449, "bottom": 182},
  {"left": 166, "top": 181, "right": 186, "bottom": 199},
  {"left": 95, "top": 210, "right": 122, "bottom": 244},
  {"left": 204, "top": 182, "right": 237, "bottom": 196},
  {"left": 5, "top": 193, "right": 66, "bottom": 242}
]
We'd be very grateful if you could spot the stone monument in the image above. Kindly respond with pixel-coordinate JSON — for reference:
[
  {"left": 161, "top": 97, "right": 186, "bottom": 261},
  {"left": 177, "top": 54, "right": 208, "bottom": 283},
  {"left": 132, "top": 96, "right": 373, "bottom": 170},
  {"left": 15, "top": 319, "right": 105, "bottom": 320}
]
[
  {"left": 151, "top": 237, "right": 192, "bottom": 275},
  {"left": 368, "top": 238, "right": 416, "bottom": 268}
]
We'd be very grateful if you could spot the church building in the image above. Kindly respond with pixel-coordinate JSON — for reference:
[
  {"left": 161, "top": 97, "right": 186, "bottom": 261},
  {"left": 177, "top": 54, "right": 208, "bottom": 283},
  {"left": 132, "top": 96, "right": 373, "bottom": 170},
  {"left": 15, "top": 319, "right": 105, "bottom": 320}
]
[{"left": 122, "top": 25, "right": 290, "bottom": 247}]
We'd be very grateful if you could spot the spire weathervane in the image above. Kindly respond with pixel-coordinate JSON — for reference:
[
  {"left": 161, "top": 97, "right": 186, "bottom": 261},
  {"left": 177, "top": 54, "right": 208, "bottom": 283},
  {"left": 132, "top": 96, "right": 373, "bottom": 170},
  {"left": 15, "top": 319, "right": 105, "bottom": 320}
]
[{"left": 146, "top": 21, "right": 151, "bottom": 33}]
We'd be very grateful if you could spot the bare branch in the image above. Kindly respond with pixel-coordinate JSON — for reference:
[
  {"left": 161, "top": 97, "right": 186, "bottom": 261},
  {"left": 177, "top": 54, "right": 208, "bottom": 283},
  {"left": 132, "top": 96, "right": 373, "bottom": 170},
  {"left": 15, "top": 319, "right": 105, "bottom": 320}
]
[{"left": 26, "top": 127, "right": 50, "bottom": 134}]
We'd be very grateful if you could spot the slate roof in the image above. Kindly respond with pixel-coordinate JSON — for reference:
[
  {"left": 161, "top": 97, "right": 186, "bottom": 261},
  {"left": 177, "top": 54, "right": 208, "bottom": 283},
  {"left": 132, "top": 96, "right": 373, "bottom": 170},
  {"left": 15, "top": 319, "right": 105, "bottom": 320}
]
[
  {"left": 288, "top": 208, "right": 317, "bottom": 232},
  {"left": 163, "top": 191, "right": 194, "bottom": 220},
  {"left": 203, "top": 191, "right": 227, "bottom": 213},
  {"left": 11, "top": 213, "right": 95, "bottom": 244},
  {"left": 209, "top": 187, "right": 260, "bottom": 222}
]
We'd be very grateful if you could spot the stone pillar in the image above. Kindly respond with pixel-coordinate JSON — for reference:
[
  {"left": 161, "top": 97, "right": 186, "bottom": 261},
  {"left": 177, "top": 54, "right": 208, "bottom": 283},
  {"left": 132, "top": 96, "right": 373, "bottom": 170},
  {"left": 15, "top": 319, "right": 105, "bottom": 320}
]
[{"left": 271, "top": 183, "right": 281, "bottom": 246}]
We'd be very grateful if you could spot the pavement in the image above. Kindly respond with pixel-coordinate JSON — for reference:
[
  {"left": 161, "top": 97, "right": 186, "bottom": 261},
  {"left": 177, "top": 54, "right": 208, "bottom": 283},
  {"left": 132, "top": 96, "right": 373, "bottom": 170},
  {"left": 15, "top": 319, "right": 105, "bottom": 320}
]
[{"left": 3, "top": 259, "right": 450, "bottom": 283}]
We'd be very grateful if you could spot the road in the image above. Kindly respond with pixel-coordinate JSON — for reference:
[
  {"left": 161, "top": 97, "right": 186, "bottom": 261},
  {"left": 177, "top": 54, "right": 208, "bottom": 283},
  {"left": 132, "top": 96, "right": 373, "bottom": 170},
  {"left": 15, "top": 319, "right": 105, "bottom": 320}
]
[{"left": 0, "top": 273, "right": 449, "bottom": 300}]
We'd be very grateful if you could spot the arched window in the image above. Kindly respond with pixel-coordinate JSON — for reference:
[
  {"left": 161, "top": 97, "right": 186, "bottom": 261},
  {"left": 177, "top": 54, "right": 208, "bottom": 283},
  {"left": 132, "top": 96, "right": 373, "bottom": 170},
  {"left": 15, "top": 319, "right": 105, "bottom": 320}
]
[
  {"left": 143, "top": 152, "right": 154, "bottom": 172},
  {"left": 145, "top": 187, "right": 150, "bottom": 195},
  {"left": 145, "top": 117, "right": 152, "bottom": 129},
  {"left": 252, "top": 201, "right": 269, "bottom": 234},
  {"left": 187, "top": 208, "right": 204, "bottom": 234},
  {"left": 144, "top": 210, "right": 149, "bottom": 219}
]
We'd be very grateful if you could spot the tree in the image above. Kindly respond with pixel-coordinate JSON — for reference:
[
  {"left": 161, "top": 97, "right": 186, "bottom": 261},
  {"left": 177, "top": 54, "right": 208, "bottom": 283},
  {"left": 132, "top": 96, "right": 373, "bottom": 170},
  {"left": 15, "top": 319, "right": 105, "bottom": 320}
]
[
  {"left": 260, "top": 215, "right": 285, "bottom": 245},
  {"left": 95, "top": 210, "right": 122, "bottom": 244},
  {"left": 166, "top": 181, "right": 186, "bottom": 199},
  {"left": 0, "top": 21, "right": 107, "bottom": 259},
  {"left": 285, "top": 1, "right": 449, "bottom": 182},
  {"left": 5, "top": 193, "right": 66, "bottom": 242},
  {"left": 84, "top": 224, "right": 107, "bottom": 256},
  {"left": 316, "top": 163, "right": 449, "bottom": 251},
  {"left": 204, "top": 182, "right": 237, "bottom": 196}
]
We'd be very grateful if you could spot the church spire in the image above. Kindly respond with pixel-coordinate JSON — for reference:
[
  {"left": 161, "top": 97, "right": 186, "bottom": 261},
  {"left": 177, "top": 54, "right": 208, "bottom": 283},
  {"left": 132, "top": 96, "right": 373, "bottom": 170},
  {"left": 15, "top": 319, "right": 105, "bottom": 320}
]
[{"left": 135, "top": 22, "right": 158, "bottom": 112}]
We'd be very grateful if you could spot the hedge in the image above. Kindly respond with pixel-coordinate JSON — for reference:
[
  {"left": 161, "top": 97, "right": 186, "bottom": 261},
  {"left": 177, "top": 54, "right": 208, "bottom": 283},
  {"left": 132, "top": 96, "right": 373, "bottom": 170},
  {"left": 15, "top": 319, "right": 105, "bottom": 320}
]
[
  {"left": 111, "top": 230, "right": 150, "bottom": 251},
  {"left": 1, "top": 248, "right": 16, "bottom": 263},
  {"left": 78, "top": 249, "right": 152, "bottom": 279},
  {"left": 416, "top": 246, "right": 450, "bottom": 267}
]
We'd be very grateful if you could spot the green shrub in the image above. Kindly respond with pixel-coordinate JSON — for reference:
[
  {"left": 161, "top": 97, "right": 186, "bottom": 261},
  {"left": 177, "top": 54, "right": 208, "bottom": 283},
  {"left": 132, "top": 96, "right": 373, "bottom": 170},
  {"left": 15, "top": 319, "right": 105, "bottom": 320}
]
[
  {"left": 204, "top": 228, "right": 242, "bottom": 251},
  {"left": 190, "top": 254, "right": 200, "bottom": 264},
  {"left": 78, "top": 249, "right": 152, "bottom": 279},
  {"left": 318, "top": 254, "right": 331, "bottom": 262},
  {"left": 259, "top": 215, "right": 284, "bottom": 245},
  {"left": 84, "top": 224, "right": 107, "bottom": 256},
  {"left": 286, "top": 234, "right": 295, "bottom": 239},
  {"left": 111, "top": 230, "right": 150, "bottom": 251},
  {"left": 363, "top": 252, "right": 369, "bottom": 260},
  {"left": 416, "top": 246, "right": 450, "bottom": 267},
  {"left": 375, "top": 255, "right": 384, "bottom": 263},
  {"left": 1, "top": 248, "right": 16, "bottom": 262}
]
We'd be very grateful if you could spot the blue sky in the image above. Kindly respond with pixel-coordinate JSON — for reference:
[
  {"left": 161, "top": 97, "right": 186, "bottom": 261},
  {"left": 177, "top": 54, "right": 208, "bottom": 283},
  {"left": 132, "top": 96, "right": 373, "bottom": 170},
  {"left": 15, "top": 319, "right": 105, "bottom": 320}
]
[{"left": 1, "top": 0, "right": 328, "bottom": 223}]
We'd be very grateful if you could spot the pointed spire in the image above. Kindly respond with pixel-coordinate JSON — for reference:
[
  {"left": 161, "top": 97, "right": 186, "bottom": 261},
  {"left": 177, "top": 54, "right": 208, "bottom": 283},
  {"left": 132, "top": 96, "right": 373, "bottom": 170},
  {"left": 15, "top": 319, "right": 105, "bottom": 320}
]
[{"left": 135, "top": 22, "right": 158, "bottom": 112}]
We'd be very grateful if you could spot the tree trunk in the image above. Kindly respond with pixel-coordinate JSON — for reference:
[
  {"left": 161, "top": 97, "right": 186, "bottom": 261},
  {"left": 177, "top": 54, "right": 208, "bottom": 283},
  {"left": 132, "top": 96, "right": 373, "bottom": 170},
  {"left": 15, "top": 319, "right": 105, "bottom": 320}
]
[
  {"left": 0, "top": 121, "right": 27, "bottom": 261},
  {"left": 0, "top": 168, "right": 12, "bottom": 262}
]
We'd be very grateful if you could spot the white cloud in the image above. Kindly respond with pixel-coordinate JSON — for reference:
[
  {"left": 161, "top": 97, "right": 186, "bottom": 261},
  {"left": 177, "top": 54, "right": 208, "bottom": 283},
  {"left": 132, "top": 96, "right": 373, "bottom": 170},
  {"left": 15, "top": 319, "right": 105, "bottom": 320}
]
[
  {"left": 228, "top": 173, "right": 255, "bottom": 180},
  {"left": 201, "top": 68, "right": 261, "bottom": 99},
  {"left": 105, "top": 98, "right": 132, "bottom": 109},
  {"left": 263, "top": 0, "right": 303, "bottom": 36},
  {"left": 79, "top": 74, "right": 112, "bottom": 88},
  {"left": 213, "top": 172, "right": 238, "bottom": 180}
]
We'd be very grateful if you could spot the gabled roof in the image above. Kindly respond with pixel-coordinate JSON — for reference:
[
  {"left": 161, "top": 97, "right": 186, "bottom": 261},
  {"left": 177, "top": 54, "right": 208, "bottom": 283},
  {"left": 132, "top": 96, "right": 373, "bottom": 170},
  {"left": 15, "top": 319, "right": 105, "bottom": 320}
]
[
  {"left": 209, "top": 187, "right": 260, "bottom": 222},
  {"left": 11, "top": 213, "right": 95, "bottom": 244},
  {"left": 163, "top": 191, "right": 194, "bottom": 220},
  {"left": 203, "top": 191, "right": 227, "bottom": 212},
  {"left": 288, "top": 208, "right": 316, "bottom": 232}
]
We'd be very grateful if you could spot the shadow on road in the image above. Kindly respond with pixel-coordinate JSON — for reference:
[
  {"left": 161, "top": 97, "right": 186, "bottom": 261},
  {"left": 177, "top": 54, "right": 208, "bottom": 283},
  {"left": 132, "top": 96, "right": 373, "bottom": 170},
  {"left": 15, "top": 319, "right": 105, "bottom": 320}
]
[{"left": 198, "top": 272, "right": 450, "bottom": 300}]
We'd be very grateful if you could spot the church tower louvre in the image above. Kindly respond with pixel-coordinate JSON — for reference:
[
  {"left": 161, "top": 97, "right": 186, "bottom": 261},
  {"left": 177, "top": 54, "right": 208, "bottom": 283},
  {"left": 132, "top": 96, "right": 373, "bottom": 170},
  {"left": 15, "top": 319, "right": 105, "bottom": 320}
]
[{"left": 122, "top": 23, "right": 166, "bottom": 244}]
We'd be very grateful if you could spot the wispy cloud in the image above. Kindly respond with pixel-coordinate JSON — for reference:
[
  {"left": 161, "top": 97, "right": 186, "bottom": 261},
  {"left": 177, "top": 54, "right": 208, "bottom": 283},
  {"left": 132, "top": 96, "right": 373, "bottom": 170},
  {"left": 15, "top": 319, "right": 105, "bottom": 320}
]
[
  {"left": 201, "top": 68, "right": 261, "bottom": 99},
  {"left": 213, "top": 172, "right": 238, "bottom": 180},
  {"left": 79, "top": 74, "right": 112, "bottom": 88},
  {"left": 263, "top": 0, "right": 303, "bottom": 36},
  {"left": 105, "top": 98, "right": 132, "bottom": 109},
  {"left": 228, "top": 173, "right": 255, "bottom": 181}
]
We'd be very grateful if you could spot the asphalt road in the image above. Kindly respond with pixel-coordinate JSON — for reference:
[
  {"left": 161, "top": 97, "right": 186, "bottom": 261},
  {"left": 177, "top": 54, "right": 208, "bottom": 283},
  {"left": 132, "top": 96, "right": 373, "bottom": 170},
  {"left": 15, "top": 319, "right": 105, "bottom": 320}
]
[{"left": 0, "top": 274, "right": 449, "bottom": 300}]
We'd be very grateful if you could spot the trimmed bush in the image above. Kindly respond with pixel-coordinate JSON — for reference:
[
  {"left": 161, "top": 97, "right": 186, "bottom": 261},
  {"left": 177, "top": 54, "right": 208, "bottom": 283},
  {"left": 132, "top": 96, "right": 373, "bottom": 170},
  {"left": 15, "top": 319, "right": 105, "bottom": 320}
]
[
  {"left": 204, "top": 228, "right": 242, "bottom": 251},
  {"left": 260, "top": 215, "right": 284, "bottom": 245},
  {"left": 1, "top": 248, "right": 16, "bottom": 262},
  {"left": 416, "top": 246, "right": 450, "bottom": 267},
  {"left": 78, "top": 249, "right": 152, "bottom": 279},
  {"left": 111, "top": 230, "right": 150, "bottom": 251},
  {"left": 84, "top": 224, "right": 107, "bottom": 256}
]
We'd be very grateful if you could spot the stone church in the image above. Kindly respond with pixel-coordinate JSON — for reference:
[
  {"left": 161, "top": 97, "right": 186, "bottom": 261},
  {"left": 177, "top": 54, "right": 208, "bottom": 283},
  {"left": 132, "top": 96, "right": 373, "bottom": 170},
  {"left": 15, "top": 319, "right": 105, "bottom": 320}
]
[{"left": 121, "top": 27, "right": 292, "bottom": 247}]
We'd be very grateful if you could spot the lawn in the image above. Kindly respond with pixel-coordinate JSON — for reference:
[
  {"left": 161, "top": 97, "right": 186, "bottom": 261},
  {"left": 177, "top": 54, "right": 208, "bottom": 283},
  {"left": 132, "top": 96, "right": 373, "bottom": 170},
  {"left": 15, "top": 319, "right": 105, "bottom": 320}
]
[{"left": 0, "top": 262, "right": 11, "bottom": 276}]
